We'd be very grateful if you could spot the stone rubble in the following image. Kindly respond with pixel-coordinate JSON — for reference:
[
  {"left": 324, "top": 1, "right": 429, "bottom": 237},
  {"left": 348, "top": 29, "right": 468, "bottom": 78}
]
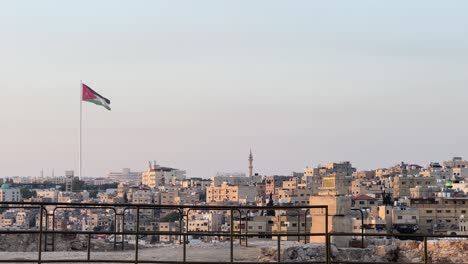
[
  {"left": 1, "top": 234, "right": 467, "bottom": 263},
  {"left": 258, "top": 239, "right": 468, "bottom": 263}
]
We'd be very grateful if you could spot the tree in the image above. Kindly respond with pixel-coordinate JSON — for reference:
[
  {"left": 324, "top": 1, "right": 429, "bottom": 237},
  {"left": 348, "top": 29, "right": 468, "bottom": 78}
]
[
  {"left": 199, "top": 192, "right": 206, "bottom": 202},
  {"left": 20, "top": 187, "right": 36, "bottom": 199},
  {"left": 161, "top": 211, "right": 180, "bottom": 222},
  {"left": 72, "top": 178, "right": 85, "bottom": 192},
  {"left": 89, "top": 190, "right": 99, "bottom": 198}
]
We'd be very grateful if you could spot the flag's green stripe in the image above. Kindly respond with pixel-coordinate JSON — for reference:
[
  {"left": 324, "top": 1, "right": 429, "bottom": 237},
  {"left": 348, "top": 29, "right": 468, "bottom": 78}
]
[{"left": 84, "top": 99, "right": 111, "bottom": 110}]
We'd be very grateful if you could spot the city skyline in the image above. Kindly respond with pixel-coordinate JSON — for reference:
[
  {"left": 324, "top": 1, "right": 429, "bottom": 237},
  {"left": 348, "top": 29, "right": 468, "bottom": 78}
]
[{"left": 2, "top": 1, "right": 468, "bottom": 177}]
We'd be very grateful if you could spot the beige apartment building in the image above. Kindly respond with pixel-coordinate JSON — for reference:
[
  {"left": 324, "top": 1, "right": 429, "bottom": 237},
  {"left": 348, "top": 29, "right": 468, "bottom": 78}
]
[
  {"left": 272, "top": 211, "right": 310, "bottom": 241},
  {"left": 141, "top": 163, "right": 186, "bottom": 189},
  {"left": 282, "top": 178, "right": 299, "bottom": 189},
  {"left": 376, "top": 205, "right": 419, "bottom": 233},
  {"left": 131, "top": 189, "right": 153, "bottom": 204},
  {"left": 159, "top": 222, "right": 178, "bottom": 243},
  {"left": 318, "top": 173, "right": 352, "bottom": 196},
  {"left": 36, "top": 189, "right": 58, "bottom": 202},
  {"left": 233, "top": 215, "right": 273, "bottom": 238},
  {"left": 351, "top": 179, "right": 386, "bottom": 197},
  {"left": 353, "top": 170, "right": 376, "bottom": 180},
  {"left": 206, "top": 183, "right": 257, "bottom": 204},
  {"left": 443, "top": 157, "right": 468, "bottom": 169},
  {"left": 455, "top": 218, "right": 468, "bottom": 235},
  {"left": 277, "top": 186, "right": 312, "bottom": 205},
  {"left": 393, "top": 176, "right": 436, "bottom": 198},
  {"left": 264, "top": 176, "right": 291, "bottom": 195},
  {"left": 411, "top": 197, "right": 468, "bottom": 234},
  {"left": 352, "top": 194, "right": 379, "bottom": 209},
  {"left": 160, "top": 190, "right": 178, "bottom": 205},
  {"left": 409, "top": 186, "right": 440, "bottom": 199}
]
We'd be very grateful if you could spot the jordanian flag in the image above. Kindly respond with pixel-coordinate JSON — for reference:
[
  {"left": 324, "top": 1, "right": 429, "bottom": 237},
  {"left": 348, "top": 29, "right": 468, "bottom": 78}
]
[{"left": 82, "top": 83, "right": 111, "bottom": 110}]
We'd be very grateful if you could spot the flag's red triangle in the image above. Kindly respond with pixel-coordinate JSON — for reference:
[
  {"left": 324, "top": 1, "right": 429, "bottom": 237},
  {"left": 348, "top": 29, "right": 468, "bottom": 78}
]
[{"left": 82, "top": 84, "right": 97, "bottom": 101}]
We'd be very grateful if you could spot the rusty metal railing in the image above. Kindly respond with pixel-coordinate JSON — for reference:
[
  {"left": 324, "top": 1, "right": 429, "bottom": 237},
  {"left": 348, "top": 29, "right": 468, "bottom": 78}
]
[
  {"left": 0, "top": 202, "right": 329, "bottom": 264},
  {"left": 1, "top": 202, "right": 467, "bottom": 264}
]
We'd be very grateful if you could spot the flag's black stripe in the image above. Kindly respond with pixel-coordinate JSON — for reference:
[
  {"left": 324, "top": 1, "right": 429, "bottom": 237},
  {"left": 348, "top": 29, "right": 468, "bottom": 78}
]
[{"left": 86, "top": 85, "right": 111, "bottom": 104}]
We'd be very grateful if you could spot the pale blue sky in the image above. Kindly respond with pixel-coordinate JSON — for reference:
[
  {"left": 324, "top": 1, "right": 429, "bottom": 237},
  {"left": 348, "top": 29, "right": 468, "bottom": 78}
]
[{"left": 1, "top": 1, "right": 468, "bottom": 178}]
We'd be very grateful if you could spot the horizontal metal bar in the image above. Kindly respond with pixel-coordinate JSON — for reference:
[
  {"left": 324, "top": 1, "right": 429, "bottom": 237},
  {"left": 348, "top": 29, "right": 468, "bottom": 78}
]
[
  {"left": 0, "top": 201, "right": 328, "bottom": 210},
  {"left": 331, "top": 262, "right": 425, "bottom": 264},
  {"left": 3, "top": 228, "right": 468, "bottom": 239},
  {"left": 0, "top": 261, "right": 326, "bottom": 264},
  {"left": 329, "top": 232, "right": 468, "bottom": 238},
  {"left": 0, "top": 229, "right": 325, "bottom": 237}
]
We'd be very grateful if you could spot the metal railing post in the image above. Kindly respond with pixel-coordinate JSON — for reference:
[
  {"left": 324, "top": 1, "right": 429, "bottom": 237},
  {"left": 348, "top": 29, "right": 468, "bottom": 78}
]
[
  {"left": 424, "top": 236, "right": 428, "bottom": 264},
  {"left": 245, "top": 210, "right": 249, "bottom": 247},
  {"left": 277, "top": 234, "right": 281, "bottom": 262},
  {"left": 87, "top": 233, "right": 91, "bottom": 261},
  {"left": 38, "top": 204, "right": 43, "bottom": 264},
  {"left": 230, "top": 208, "right": 234, "bottom": 263},
  {"left": 325, "top": 206, "right": 330, "bottom": 264},
  {"left": 351, "top": 208, "right": 365, "bottom": 248},
  {"left": 304, "top": 209, "right": 310, "bottom": 244},
  {"left": 183, "top": 209, "right": 187, "bottom": 263},
  {"left": 296, "top": 209, "right": 300, "bottom": 242},
  {"left": 113, "top": 210, "right": 117, "bottom": 250},
  {"left": 135, "top": 207, "right": 140, "bottom": 264},
  {"left": 237, "top": 209, "right": 242, "bottom": 245}
]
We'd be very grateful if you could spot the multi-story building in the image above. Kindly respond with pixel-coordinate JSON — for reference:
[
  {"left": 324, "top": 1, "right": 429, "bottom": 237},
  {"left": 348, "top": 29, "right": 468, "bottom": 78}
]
[
  {"left": 107, "top": 168, "right": 140, "bottom": 184},
  {"left": 264, "top": 175, "right": 292, "bottom": 195},
  {"left": 36, "top": 189, "right": 59, "bottom": 202},
  {"left": 211, "top": 175, "right": 253, "bottom": 187},
  {"left": 159, "top": 222, "right": 178, "bottom": 243},
  {"left": 206, "top": 183, "right": 257, "bottom": 204},
  {"left": 353, "top": 170, "right": 376, "bottom": 180},
  {"left": 141, "top": 162, "right": 186, "bottom": 189},
  {"left": 393, "top": 175, "right": 436, "bottom": 198},
  {"left": 318, "top": 173, "right": 352, "bottom": 196},
  {"left": 272, "top": 210, "right": 310, "bottom": 241},
  {"left": 411, "top": 196, "right": 468, "bottom": 234},
  {"left": 0, "top": 184, "right": 21, "bottom": 202},
  {"left": 351, "top": 179, "right": 386, "bottom": 197},
  {"left": 276, "top": 186, "right": 312, "bottom": 206},
  {"left": 377, "top": 205, "right": 419, "bottom": 234},
  {"left": 132, "top": 188, "right": 153, "bottom": 204},
  {"left": 352, "top": 194, "right": 380, "bottom": 210},
  {"left": 443, "top": 157, "right": 468, "bottom": 169}
]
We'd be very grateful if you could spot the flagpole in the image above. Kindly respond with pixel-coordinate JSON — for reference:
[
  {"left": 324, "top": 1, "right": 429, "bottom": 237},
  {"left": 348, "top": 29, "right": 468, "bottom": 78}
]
[{"left": 79, "top": 80, "right": 82, "bottom": 180}]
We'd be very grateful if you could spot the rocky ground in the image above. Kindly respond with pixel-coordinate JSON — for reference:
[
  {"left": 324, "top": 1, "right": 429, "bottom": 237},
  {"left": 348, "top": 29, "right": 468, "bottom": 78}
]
[
  {"left": 0, "top": 235, "right": 467, "bottom": 263},
  {"left": 259, "top": 239, "right": 468, "bottom": 263}
]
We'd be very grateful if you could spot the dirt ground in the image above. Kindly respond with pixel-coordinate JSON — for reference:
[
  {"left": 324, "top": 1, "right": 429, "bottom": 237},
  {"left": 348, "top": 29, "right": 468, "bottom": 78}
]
[{"left": 0, "top": 239, "right": 304, "bottom": 263}]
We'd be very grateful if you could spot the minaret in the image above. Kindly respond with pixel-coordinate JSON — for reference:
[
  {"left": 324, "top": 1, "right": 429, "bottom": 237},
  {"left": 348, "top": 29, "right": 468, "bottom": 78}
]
[{"left": 248, "top": 149, "right": 254, "bottom": 177}]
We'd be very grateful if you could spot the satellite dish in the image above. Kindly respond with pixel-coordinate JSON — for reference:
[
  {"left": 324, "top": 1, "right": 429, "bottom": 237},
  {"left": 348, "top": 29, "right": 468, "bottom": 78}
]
[{"left": 460, "top": 215, "right": 464, "bottom": 219}]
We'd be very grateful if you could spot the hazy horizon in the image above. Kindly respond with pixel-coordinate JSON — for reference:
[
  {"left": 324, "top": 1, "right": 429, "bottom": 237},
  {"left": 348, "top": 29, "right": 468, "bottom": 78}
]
[{"left": 2, "top": 1, "right": 468, "bottom": 178}]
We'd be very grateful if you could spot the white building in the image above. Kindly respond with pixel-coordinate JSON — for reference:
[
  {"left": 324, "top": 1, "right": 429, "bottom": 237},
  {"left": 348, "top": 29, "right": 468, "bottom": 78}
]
[
  {"left": 0, "top": 184, "right": 22, "bottom": 202},
  {"left": 107, "top": 168, "right": 140, "bottom": 184},
  {"left": 141, "top": 162, "right": 186, "bottom": 188}
]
